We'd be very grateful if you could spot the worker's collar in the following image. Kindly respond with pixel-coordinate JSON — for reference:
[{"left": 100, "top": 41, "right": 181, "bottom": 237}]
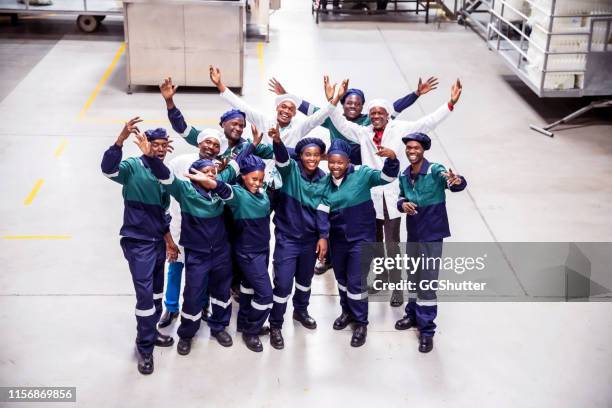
[{"left": 404, "top": 158, "right": 430, "bottom": 177}]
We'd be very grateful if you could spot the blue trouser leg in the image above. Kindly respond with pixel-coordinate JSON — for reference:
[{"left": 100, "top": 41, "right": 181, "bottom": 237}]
[
  {"left": 236, "top": 251, "right": 273, "bottom": 335},
  {"left": 120, "top": 238, "right": 165, "bottom": 355},
  {"left": 207, "top": 245, "right": 233, "bottom": 334},
  {"left": 177, "top": 248, "right": 209, "bottom": 339},
  {"left": 404, "top": 241, "right": 442, "bottom": 337},
  {"left": 331, "top": 238, "right": 369, "bottom": 325},
  {"left": 164, "top": 261, "right": 183, "bottom": 312},
  {"left": 269, "top": 236, "right": 300, "bottom": 329},
  {"left": 292, "top": 240, "right": 317, "bottom": 312},
  {"left": 237, "top": 279, "right": 253, "bottom": 332}
]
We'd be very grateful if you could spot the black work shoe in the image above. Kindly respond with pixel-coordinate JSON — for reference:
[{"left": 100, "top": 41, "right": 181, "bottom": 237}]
[
  {"left": 350, "top": 325, "right": 367, "bottom": 347},
  {"left": 419, "top": 335, "right": 434, "bottom": 353},
  {"left": 242, "top": 332, "right": 264, "bottom": 352},
  {"left": 394, "top": 316, "right": 416, "bottom": 331},
  {"left": 237, "top": 325, "right": 270, "bottom": 336},
  {"left": 158, "top": 310, "right": 178, "bottom": 328},
  {"left": 211, "top": 330, "right": 233, "bottom": 347},
  {"left": 270, "top": 328, "right": 284, "bottom": 350},
  {"left": 155, "top": 332, "right": 174, "bottom": 347},
  {"left": 293, "top": 310, "right": 317, "bottom": 330},
  {"left": 137, "top": 352, "right": 154, "bottom": 375},
  {"left": 201, "top": 306, "right": 210, "bottom": 322},
  {"left": 177, "top": 338, "right": 192, "bottom": 355},
  {"left": 390, "top": 290, "right": 404, "bottom": 307},
  {"left": 314, "top": 260, "right": 331, "bottom": 275},
  {"left": 333, "top": 312, "right": 353, "bottom": 330}
]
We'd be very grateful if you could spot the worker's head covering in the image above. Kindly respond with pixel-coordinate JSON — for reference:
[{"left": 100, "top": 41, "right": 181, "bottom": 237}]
[
  {"left": 340, "top": 88, "right": 365, "bottom": 105},
  {"left": 197, "top": 128, "right": 228, "bottom": 153},
  {"left": 190, "top": 158, "right": 216, "bottom": 172},
  {"left": 275, "top": 94, "right": 300, "bottom": 109},
  {"left": 145, "top": 128, "right": 168, "bottom": 141},
  {"left": 295, "top": 137, "right": 326, "bottom": 157},
  {"left": 327, "top": 139, "right": 351, "bottom": 158},
  {"left": 239, "top": 154, "right": 266, "bottom": 175},
  {"left": 219, "top": 109, "right": 246, "bottom": 126},
  {"left": 402, "top": 132, "right": 431, "bottom": 151},
  {"left": 366, "top": 99, "right": 393, "bottom": 116}
]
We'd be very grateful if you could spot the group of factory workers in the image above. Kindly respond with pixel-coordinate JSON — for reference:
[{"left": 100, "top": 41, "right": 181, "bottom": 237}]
[{"left": 101, "top": 66, "right": 466, "bottom": 375}]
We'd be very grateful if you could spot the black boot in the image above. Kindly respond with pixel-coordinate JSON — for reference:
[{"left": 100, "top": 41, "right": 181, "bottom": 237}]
[
  {"left": 389, "top": 290, "right": 404, "bottom": 307},
  {"left": 137, "top": 352, "right": 154, "bottom": 375},
  {"left": 293, "top": 310, "right": 317, "bottom": 329},
  {"left": 242, "top": 332, "right": 264, "bottom": 352},
  {"left": 333, "top": 312, "right": 353, "bottom": 330},
  {"left": 419, "top": 335, "right": 434, "bottom": 353},
  {"left": 211, "top": 330, "right": 233, "bottom": 347},
  {"left": 158, "top": 310, "right": 178, "bottom": 328},
  {"left": 154, "top": 332, "right": 174, "bottom": 347},
  {"left": 350, "top": 325, "right": 367, "bottom": 347},
  {"left": 394, "top": 316, "right": 415, "bottom": 331},
  {"left": 270, "top": 328, "right": 284, "bottom": 350},
  {"left": 177, "top": 338, "right": 192, "bottom": 355}
]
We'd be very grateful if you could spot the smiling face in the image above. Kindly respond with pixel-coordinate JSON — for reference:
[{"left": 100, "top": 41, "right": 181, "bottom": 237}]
[
  {"left": 198, "top": 137, "right": 221, "bottom": 160},
  {"left": 369, "top": 106, "right": 389, "bottom": 130},
  {"left": 327, "top": 154, "right": 349, "bottom": 179},
  {"left": 241, "top": 170, "right": 265, "bottom": 194},
  {"left": 222, "top": 117, "right": 246, "bottom": 145},
  {"left": 343, "top": 94, "right": 363, "bottom": 120},
  {"left": 276, "top": 101, "right": 297, "bottom": 127},
  {"left": 300, "top": 146, "right": 322, "bottom": 174},
  {"left": 150, "top": 139, "right": 171, "bottom": 160},
  {"left": 405, "top": 140, "right": 424, "bottom": 165}
]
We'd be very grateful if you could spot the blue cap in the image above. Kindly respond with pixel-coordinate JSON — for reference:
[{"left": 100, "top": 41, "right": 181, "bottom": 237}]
[
  {"left": 190, "top": 159, "right": 216, "bottom": 171},
  {"left": 327, "top": 139, "right": 352, "bottom": 158},
  {"left": 144, "top": 128, "right": 168, "bottom": 141},
  {"left": 401, "top": 132, "right": 431, "bottom": 150},
  {"left": 219, "top": 109, "right": 246, "bottom": 126},
  {"left": 340, "top": 88, "right": 365, "bottom": 105},
  {"left": 295, "top": 137, "right": 326, "bottom": 157},
  {"left": 239, "top": 154, "right": 266, "bottom": 175}
]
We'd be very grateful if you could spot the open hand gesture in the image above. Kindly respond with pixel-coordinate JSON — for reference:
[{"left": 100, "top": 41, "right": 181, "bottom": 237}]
[
  {"left": 323, "top": 75, "right": 336, "bottom": 102},
  {"left": 159, "top": 77, "right": 177, "bottom": 101},
  {"left": 118, "top": 116, "right": 142, "bottom": 145},
  {"left": 209, "top": 65, "right": 226, "bottom": 92},
  {"left": 268, "top": 77, "right": 287, "bottom": 95},
  {"left": 332, "top": 79, "right": 349, "bottom": 105},
  {"left": 133, "top": 130, "right": 152, "bottom": 156},
  {"left": 251, "top": 124, "right": 263, "bottom": 146},
  {"left": 449, "top": 78, "right": 462, "bottom": 106},
  {"left": 416, "top": 76, "right": 439, "bottom": 96}
]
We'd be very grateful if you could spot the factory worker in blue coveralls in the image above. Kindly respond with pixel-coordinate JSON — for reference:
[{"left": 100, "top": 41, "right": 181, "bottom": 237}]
[
  {"left": 100, "top": 118, "right": 176, "bottom": 375},
  {"left": 267, "top": 76, "right": 439, "bottom": 276},
  {"left": 132, "top": 131, "right": 241, "bottom": 356},
  {"left": 215, "top": 140, "right": 274, "bottom": 352},
  {"left": 326, "top": 135, "right": 400, "bottom": 347},
  {"left": 160, "top": 77, "right": 275, "bottom": 304},
  {"left": 395, "top": 132, "right": 467, "bottom": 353},
  {"left": 268, "top": 129, "right": 331, "bottom": 350},
  {"left": 329, "top": 79, "right": 463, "bottom": 307}
]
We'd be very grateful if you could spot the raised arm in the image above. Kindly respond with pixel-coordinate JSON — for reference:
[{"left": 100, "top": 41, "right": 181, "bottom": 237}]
[
  {"left": 101, "top": 117, "right": 142, "bottom": 184},
  {"left": 391, "top": 77, "right": 439, "bottom": 118},
  {"left": 210, "top": 66, "right": 269, "bottom": 132}
]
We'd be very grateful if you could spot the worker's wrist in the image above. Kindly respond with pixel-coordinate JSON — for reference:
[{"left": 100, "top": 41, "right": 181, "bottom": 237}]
[{"left": 165, "top": 98, "right": 175, "bottom": 110}]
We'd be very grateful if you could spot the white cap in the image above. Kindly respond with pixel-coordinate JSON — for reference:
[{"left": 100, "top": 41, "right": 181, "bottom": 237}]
[
  {"left": 275, "top": 94, "right": 301, "bottom": 109},
  {"left": 366, "top": 99, "right": 393, "bottom": 116},
  {"left": 197, "top": 128, "right": 228, "bottom": 154}
]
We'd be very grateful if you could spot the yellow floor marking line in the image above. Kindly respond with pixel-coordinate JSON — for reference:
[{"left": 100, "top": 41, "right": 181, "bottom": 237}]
[
  {"left": 78, "top": 42, "right": 126, "bottom": 120},
  {"left": 257, "top": 42, "right": 265, "bottom": 80},
  {"left": 23, "top": 179, "right": 44, "bottom": 206},
  {"left": 54, "top": 138, "right": 68, "bottom": 158}
]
